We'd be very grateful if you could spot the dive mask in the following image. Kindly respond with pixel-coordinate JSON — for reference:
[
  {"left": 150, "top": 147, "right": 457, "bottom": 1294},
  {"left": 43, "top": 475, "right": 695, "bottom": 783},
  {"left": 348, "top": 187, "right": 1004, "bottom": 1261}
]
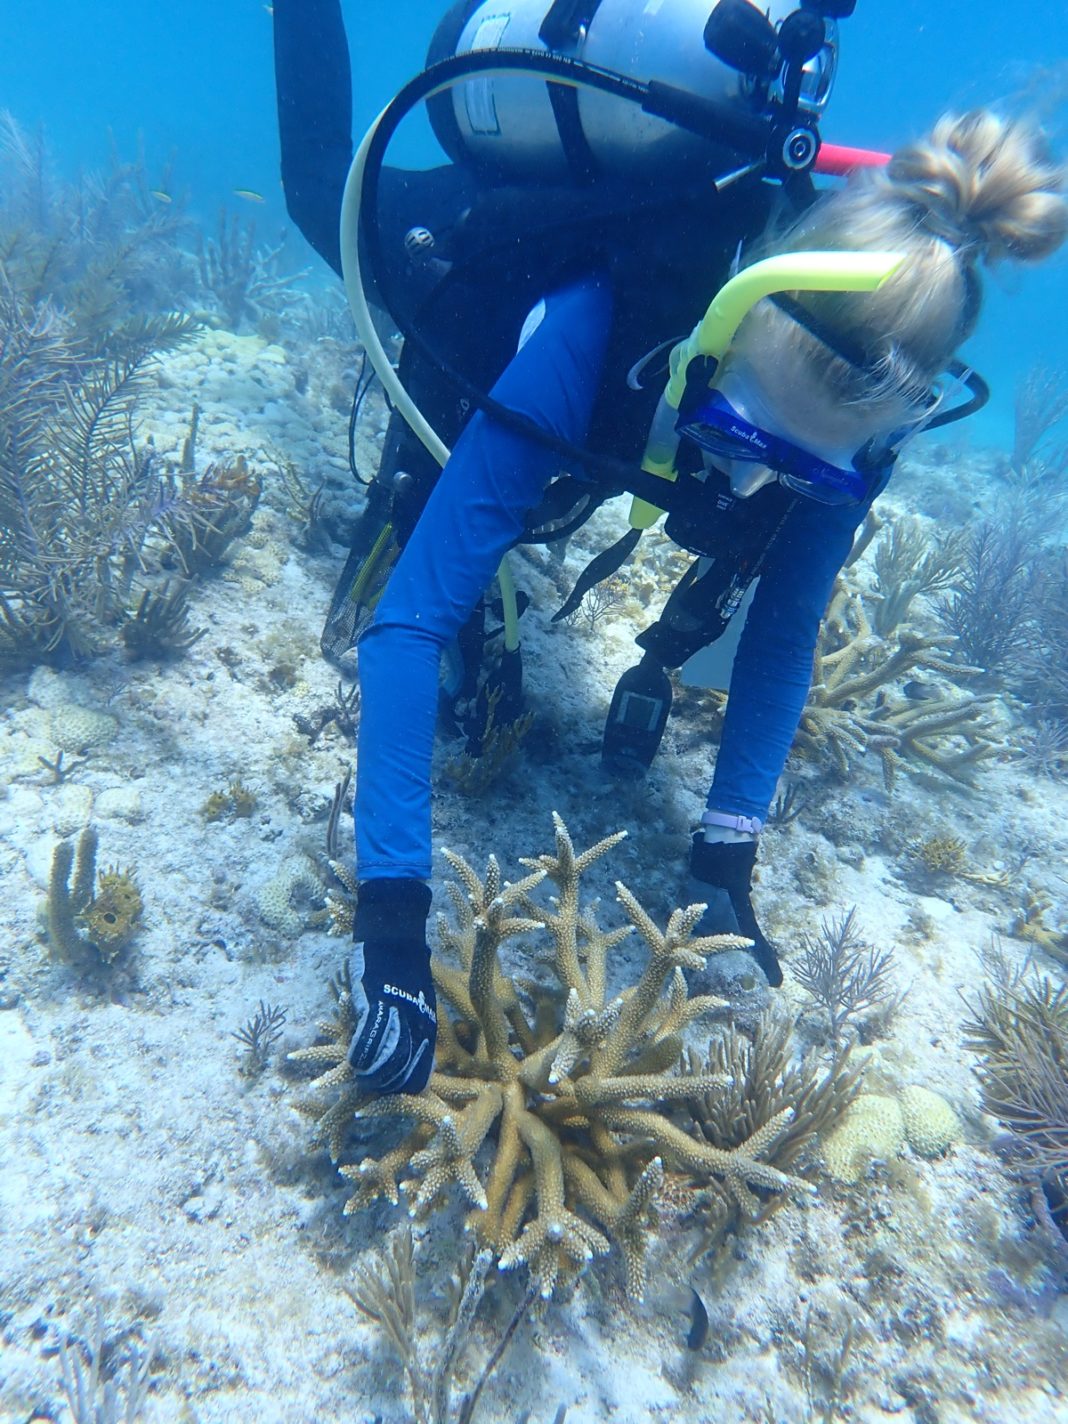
[
  {"left": 677, "top": 358, "right": 888, "bottom": 504},
  {"left": 677, "top": 337, "right": 988, "bottom": 507}
]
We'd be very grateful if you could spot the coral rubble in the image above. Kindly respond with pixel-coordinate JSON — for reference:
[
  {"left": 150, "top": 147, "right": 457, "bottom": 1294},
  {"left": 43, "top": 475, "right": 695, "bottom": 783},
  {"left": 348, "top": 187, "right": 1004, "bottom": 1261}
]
[{"left": 292, "top": 815, "right": 807, "bottom": 1299}]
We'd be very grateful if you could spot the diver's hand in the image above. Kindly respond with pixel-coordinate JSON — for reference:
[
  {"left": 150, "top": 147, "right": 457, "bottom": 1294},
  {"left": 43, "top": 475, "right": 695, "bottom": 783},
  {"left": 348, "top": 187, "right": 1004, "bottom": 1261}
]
[
  {"left": 688, "top": 835, "right": 783, "bottom": 987},
  {"left": 348, "top": 880, "right": 437, "bottom": 1096}
]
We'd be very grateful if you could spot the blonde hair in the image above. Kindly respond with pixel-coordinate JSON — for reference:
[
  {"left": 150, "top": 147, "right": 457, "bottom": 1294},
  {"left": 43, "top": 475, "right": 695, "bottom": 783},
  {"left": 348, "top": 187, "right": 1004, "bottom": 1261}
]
[{"left": 738, "top": 111, "right": 1068, "bottom": 429}]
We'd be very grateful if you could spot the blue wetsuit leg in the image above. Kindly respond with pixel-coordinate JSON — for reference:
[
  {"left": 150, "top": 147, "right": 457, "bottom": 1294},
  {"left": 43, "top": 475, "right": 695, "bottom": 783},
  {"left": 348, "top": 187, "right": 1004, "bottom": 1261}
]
[
  {"left": 356, "top": 274, "right": 613, "bottom": 881},
  {"left": 707, "top": 494, "right": 873, "bottom": 822}
]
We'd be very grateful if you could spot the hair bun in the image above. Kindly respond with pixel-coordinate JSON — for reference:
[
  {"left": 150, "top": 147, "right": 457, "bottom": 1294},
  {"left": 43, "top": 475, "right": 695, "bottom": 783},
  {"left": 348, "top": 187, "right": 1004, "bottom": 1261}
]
[{"left": 886, "top": 111, "right": 1067, "bottom": 263}]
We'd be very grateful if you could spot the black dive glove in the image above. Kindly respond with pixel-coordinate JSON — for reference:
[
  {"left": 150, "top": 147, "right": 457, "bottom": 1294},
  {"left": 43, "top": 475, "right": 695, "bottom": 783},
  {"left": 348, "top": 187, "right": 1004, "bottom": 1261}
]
[
  {"left": 689, "top": 834, "right": 783, "bottom": 988},
  {"left": 348, "top": 880, "right": 437, "bottom": 1096}
]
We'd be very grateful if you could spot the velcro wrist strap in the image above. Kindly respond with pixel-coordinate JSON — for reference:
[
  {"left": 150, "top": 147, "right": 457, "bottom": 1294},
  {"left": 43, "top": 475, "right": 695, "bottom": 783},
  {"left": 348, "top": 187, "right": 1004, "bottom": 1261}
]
[{"left": 354, "top": 879, "right": 432, "bottom": 945}]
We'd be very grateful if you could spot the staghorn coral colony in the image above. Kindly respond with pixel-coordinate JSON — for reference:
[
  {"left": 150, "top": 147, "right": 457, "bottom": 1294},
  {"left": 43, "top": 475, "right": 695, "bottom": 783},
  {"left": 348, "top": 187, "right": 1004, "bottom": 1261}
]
[{"left": 291, "top": 815, "right": 805, "bottom": 1301}]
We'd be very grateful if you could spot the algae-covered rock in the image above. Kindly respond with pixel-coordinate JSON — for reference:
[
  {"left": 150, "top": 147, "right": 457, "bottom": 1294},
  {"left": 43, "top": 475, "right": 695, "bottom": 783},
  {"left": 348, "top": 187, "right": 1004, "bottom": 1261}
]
[
  {"left": 822, "top": 1093, "right": 905, "bottom": 1183},
  {"left": 688, "top": 947, "right": 772, "bottom": 1028},
  {"left": 52, "top": 783, "right": 94, "bottom": 837},
  {"left": 899, "top": 1085, "right": 961, "bottom": 1159},
  {"left": 95, "top": 787, "right": 145, "bottom": 824}
]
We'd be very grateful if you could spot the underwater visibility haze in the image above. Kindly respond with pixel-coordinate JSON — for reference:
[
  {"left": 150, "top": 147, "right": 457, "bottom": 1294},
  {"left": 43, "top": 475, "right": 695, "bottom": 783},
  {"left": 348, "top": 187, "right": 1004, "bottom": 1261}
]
[{"left": 1, "top": 2, "right": 1067, "bottom": 1421}]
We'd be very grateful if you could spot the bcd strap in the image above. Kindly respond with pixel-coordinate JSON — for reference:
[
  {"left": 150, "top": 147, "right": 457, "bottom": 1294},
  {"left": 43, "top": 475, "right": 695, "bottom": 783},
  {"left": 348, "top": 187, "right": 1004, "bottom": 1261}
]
[
  {"left": 546, "top": 83, "right": 599, "bottom": 185},
  {"left": 522, "top": 474, "right": 604, "bottom": 543},
  {"left": 635, "top": 561, "right": 734, "bottom": 669},
  {"left": 635, "top": 490, "right": 799, "bottom": 669},
  {"left": 539, "top": 0, "right": 607, "bottom": 49}
]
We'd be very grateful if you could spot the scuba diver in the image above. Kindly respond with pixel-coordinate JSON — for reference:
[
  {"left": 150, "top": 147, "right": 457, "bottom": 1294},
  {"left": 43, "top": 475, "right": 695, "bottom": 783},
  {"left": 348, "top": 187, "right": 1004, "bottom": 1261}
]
[{"left": 272, "top": 0, "right": 1067, "bottom": 1096}]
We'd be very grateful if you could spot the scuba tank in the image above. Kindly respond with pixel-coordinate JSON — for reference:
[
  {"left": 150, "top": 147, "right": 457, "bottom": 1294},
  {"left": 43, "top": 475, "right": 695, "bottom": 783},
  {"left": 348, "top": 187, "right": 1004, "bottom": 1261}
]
[{"left": 427, "top": 0, "right": 841, "bottom": 183}]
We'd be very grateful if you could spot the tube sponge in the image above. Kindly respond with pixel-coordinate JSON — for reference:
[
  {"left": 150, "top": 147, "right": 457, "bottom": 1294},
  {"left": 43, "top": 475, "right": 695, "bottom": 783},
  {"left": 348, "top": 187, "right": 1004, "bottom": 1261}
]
[{"left": 46, "top": 828, "right": 142, "bottom": 965}]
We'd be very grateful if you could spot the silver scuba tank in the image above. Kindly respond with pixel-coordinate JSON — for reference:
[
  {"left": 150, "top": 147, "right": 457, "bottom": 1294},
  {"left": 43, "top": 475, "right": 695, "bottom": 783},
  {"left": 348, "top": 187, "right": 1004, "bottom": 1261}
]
[{"left": 427, "top": 0, "right": 839, "bottom": 182}]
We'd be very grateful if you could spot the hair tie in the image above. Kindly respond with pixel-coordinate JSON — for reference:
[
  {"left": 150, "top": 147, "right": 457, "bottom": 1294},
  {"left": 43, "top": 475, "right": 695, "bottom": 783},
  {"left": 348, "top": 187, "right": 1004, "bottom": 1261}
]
[{"left": 913, "top": 202, "right": 979, "bottom": 254}]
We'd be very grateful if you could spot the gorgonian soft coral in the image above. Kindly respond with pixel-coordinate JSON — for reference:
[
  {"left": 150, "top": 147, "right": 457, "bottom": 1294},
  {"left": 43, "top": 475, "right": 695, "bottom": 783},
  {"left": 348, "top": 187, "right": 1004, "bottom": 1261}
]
[
  {"left": 796, "top": 577, "right": 1002, "bottom": 788},
  {"left": 292, "top": 815, "right": 805, "bottom": 1299}
]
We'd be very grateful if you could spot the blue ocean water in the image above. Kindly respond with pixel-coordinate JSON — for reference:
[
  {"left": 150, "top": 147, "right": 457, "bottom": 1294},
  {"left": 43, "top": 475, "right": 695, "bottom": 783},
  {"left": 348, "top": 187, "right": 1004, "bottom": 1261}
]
[{"left": 1, "top": 0, "right": 1064, "bottom": 439}]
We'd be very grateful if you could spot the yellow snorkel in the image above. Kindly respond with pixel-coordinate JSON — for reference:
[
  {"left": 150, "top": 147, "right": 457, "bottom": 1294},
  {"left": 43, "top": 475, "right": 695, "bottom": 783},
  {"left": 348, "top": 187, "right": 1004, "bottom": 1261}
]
[{"left": 629, "top": 250, "right": 907, "bottom": 528}]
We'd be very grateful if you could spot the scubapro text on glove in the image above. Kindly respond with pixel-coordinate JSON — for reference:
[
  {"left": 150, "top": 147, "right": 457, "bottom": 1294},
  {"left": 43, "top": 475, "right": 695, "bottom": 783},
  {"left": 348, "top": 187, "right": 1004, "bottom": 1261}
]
[{"left": 384, "top": 983, "right": 437, "bottom": 1025}]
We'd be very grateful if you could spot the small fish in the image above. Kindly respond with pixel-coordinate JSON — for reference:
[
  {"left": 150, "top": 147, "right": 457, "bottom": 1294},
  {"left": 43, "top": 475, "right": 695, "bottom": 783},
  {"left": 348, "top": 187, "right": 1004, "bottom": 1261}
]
[
  {"left": 903, "top": 679, "right": 939, "bottom": 701},
  {"left": 264, "top": 4, "right": 274, "bottom": 13},
  {"left": 150, "top": 190, "right": 172, "bottom": 204},
  {"left": 233, "top": 188, "right": 266, "bottom": 204},
  {"left": 685, "top": 1286, "right": 709, "bottom": 1351}
]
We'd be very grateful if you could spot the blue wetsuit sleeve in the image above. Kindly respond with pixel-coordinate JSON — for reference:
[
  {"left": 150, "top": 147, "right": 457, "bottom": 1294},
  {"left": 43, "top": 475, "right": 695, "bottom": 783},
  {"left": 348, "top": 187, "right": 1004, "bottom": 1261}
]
[
  {"left": 708, "top": 493, "right": 872, "bottom": 822},
  {"left": 355, "top": 274, "right": 614, "bottom": 882}
]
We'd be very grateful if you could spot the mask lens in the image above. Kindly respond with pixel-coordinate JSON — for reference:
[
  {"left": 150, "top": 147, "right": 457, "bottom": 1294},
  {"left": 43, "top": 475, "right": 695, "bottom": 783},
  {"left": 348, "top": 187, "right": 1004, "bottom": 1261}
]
[
  {"left": 678, "top": 391, "right": 776, "bottom": 463},
  {"left": 778, "top": 466, "right": 869, "bottom": 505},
  {"left": 678, "top": 390, "right": 871, "bottom": 505}
]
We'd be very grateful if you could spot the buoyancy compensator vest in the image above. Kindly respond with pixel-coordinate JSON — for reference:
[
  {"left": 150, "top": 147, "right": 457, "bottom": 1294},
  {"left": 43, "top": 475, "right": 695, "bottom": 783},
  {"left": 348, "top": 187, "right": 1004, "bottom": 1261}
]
[
  {"left": 325, "top": 0, "right": 863, "bottom": 755},
  {"left": 348, "top": 0, "right": 858, "bottom": 482}
]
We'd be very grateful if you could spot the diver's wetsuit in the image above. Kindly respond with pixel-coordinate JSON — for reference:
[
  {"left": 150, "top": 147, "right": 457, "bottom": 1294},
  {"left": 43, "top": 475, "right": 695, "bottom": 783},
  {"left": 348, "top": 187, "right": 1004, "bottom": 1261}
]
[{"left": 273, "top": 0, "right": 877, "bottom": 885}]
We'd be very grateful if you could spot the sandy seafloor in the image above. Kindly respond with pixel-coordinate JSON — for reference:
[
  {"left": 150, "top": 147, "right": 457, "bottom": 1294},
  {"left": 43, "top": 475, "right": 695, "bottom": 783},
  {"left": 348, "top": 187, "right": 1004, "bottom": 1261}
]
[{"left": 1, "top": 325, "right": 1066, "bottom": 1423}]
